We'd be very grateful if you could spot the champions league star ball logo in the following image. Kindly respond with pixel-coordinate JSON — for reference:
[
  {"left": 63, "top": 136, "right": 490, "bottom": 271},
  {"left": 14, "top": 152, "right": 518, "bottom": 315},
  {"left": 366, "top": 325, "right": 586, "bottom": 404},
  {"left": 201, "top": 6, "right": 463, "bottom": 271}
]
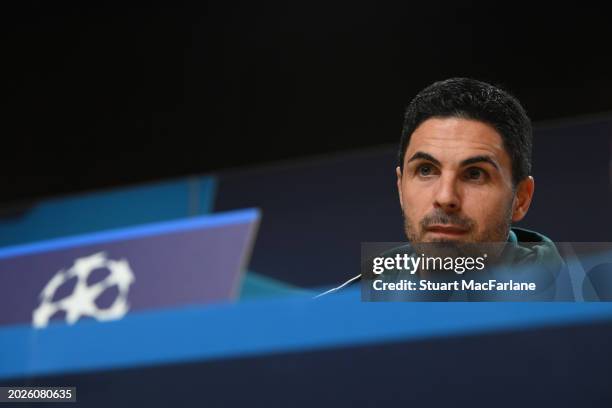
[{"left": 32, "top": 252, "right": 135, "bottom": 329}]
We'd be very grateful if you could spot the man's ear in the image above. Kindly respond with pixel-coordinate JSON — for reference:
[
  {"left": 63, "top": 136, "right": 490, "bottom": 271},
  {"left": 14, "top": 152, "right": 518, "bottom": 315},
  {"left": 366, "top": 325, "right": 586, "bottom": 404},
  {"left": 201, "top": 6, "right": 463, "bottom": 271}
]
[
  {"left": 512, "top": 176, "right": 535, "bottom": 222},
  {"left": 396, "top": 166, "right": 403, "bottom": 208}
]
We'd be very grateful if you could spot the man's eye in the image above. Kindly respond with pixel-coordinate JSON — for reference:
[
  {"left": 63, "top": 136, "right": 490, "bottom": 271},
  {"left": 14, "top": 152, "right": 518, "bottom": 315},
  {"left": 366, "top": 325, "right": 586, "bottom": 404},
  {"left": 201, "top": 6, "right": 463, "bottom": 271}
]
[
  {"left": 465, "top": 167, "right": 485, "bottom": 180},
  {"left": 417, "top": 164, "right": 434, "bottom": 176}
]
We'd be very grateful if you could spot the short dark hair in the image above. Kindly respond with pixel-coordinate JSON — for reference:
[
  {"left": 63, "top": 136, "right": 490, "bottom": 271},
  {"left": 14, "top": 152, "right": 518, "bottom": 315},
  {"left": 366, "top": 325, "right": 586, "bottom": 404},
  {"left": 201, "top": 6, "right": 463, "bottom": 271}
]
[{"left": 399, "top": 78, "right": 532, "bottom": 186}]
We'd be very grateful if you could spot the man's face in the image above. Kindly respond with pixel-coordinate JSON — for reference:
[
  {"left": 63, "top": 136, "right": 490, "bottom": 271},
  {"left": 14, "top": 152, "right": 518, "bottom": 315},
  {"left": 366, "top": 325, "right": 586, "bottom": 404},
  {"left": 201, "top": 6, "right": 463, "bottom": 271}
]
[{"left": 397, "top": 117, "right": 529, "bottom": 244}]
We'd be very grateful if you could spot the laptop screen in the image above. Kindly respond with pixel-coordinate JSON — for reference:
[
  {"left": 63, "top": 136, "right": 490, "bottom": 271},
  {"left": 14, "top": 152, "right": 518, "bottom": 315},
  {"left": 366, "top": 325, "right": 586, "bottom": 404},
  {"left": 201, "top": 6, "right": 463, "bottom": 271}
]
[{"left": 0, "top": 208, "right": 260, "bottom": 329}]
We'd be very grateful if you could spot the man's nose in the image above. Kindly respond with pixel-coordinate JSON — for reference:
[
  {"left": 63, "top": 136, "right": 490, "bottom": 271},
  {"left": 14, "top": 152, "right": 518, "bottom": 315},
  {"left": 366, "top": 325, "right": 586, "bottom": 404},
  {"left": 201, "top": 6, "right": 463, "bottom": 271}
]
[{"left": 433, "top": 174, "right": 461, "bottom": 213}]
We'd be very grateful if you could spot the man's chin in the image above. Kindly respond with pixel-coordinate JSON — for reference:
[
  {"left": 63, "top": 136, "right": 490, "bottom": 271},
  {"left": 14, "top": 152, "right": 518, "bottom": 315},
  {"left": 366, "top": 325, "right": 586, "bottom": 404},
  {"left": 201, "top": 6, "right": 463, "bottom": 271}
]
[
  {"left": 421, "top": 232, "right": 473, "bottom": 244},
  {"left": 412, "top": 232, "right": 480, "bottom": 257}
]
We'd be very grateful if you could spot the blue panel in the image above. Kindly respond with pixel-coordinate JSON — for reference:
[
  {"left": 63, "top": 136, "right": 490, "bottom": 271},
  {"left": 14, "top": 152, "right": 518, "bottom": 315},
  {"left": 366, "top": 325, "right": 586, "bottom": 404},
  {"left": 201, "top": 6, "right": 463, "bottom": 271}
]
[
  {"left": 0, "top": 177, "right": 217, "bottom": 247},
  {"left": 2, "top": 287, "right": 612, "bottom": 380},
  {"left": 239, "top": 272, "right": 314, "bottom": 299},
  {"left": 0, "top": 208, "right": 259, "bottom": 260}
]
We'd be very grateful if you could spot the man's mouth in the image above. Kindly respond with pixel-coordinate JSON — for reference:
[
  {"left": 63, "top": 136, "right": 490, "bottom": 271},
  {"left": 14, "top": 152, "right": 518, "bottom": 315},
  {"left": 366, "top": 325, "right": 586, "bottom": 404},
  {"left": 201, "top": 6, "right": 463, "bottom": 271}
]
[{"left": 425, "top": 225, "right": 469, "bottom": 237}]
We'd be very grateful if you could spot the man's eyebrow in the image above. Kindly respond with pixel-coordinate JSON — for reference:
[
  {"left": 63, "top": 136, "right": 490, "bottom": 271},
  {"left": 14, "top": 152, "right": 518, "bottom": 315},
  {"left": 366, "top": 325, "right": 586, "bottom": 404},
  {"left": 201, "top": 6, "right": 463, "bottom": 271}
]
[
  {"left": 406, "top": 152, "right": 441, "bottom": 166},
  {"left": 460, "top": 155, "right": 500, "bottom": 171}
]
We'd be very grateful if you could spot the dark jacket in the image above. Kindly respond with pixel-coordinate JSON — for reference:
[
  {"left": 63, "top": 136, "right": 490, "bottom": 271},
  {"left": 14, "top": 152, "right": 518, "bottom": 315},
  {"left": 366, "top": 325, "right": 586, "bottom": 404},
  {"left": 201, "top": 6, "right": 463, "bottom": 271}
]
[{"left": 316, "top": 227, "right": 564, "bottom": 300}]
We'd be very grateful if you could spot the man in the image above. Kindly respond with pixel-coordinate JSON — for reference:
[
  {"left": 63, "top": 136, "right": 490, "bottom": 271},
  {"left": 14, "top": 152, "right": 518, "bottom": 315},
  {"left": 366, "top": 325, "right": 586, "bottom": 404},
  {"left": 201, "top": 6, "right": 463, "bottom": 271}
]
[{"left": 317, "top": 77, "right": 563, "bottom": 299}]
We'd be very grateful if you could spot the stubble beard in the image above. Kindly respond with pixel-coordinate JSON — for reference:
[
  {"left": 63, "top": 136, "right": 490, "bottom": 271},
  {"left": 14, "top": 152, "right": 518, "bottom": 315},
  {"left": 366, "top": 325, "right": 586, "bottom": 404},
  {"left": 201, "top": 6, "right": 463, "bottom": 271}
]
[{"left": 402, "top": 202, "right": 514, "bottom": 263}]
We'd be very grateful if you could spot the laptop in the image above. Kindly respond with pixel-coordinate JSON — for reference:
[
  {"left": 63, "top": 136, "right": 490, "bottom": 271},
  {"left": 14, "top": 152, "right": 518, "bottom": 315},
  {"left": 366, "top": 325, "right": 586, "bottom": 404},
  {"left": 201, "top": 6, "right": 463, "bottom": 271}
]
[{"left": 0, "top": 208, "right": 260, "bottom": 329}]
